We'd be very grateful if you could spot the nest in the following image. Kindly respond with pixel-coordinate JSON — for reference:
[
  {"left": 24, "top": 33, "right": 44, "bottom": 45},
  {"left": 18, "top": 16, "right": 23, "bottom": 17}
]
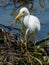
[{"left": 0, "top": 24, "right": 49, "bottom": 65}]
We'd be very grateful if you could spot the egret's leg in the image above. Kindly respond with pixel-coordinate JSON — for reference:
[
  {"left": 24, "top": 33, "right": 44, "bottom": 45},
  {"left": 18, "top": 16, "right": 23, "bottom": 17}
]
[
  {"left": 25, "top": 28, "right": 30, "bottom": 41},
  {"left": 25, "top": 28, "right": 29, "bottom": 49}
]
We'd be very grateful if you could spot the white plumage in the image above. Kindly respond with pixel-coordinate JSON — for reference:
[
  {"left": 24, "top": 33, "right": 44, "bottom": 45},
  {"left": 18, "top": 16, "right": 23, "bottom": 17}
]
[
  {"left": 18, "top": 7, "right": 40, "bottom": 32},
  {"left": 23, "top": 15, "right": 40, "bottom": 33},
  {"left": 15, "top": 7, "right": 41, "bottom": 43}
]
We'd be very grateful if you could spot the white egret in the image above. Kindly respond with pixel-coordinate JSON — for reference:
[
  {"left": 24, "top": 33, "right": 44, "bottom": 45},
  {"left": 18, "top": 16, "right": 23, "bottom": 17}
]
[{"left": 14, "top": 7, "right": 41, "bottom": 45}]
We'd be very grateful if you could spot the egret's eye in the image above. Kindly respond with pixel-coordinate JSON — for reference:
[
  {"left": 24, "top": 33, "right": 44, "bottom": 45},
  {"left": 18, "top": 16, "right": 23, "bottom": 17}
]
[{"left": 22, "top": 11, "right": 25, "bottom": 13}]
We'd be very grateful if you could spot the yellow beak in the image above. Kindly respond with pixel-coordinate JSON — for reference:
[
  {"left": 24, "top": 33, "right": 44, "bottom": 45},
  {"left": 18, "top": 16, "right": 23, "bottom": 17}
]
[{"left": 15, "top": 12, "right": 23, "bottom": 20}]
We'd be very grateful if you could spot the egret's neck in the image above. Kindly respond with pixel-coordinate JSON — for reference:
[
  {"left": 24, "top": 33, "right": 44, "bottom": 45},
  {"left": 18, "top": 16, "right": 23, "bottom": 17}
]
[
  {"left": 28, "top": 11, "right": 30, "bottom": 16},
  {"left": 24, "top": 12, "right": 30, "bottom": 21},
  {"left": 23, "top": 13, "right": 30, "bottom": 27},
  {"left": 25, "top": 12, "right": 30, "bottom": 20},
  {"left": 27, "top": 13, "right": 30, "bottom": 18}
]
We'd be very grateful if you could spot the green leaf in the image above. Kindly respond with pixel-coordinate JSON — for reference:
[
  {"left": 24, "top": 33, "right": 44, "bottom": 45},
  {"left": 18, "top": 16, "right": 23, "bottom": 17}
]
[
  {"left": 7, "top": 62, "right": 12, "bottom": 65},
  {"left": 30, "top": 55, "right": 42, "bottom": 65},
  {"left": 38, "top": 0, "right": 45, "bottom": 8}
]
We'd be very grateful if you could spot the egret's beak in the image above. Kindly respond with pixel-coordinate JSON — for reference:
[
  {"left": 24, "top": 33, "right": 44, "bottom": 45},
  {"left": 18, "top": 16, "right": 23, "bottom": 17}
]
[{"left": 15, "top": 12, "right": 23, "bottom": 20}]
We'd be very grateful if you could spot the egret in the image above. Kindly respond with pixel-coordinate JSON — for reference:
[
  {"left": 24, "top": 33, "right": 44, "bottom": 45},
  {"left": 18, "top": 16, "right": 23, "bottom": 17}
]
[{"left": 14, "top": 7, "right": 41, "bottom": 45}]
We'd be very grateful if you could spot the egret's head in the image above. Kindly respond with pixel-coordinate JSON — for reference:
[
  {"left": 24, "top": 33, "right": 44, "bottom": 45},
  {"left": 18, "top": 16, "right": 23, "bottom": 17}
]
[
  {"left": 20, "top": 7, "right": 30, "bottom": 15},
  {"left": 15, "top": 7, "right": 30, "bottom": 20}
]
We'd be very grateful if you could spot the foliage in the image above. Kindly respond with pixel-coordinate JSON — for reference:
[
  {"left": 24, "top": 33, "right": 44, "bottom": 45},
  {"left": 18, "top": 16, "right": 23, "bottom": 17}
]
[
  {"left": 0, "top": 18, "right": 49, "bottom": 65},
  {"left": 0, "top": 0, "right": 49, "bottom": 8},
  {"left": 0, "top": 0, "right": 49, "bottom": 65}
]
